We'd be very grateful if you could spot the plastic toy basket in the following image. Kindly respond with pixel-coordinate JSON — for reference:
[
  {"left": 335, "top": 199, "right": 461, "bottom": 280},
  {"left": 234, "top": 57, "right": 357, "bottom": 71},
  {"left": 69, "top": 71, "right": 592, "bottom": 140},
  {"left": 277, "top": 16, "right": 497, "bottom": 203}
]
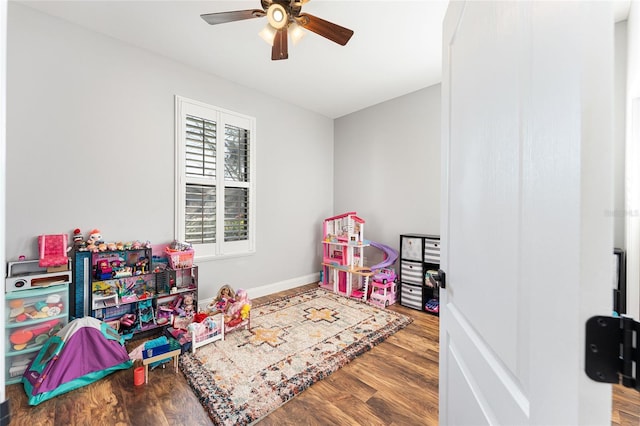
[{"left": 165, "top": 248, "right": 194, "bottom": 269}]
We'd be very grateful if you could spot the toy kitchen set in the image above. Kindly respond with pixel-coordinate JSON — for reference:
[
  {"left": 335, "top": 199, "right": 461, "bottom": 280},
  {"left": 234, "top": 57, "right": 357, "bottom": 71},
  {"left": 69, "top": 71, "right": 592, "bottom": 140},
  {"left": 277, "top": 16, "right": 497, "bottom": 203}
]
[{"left": 5, "top": 258, "right": 72, "bottom": 385}]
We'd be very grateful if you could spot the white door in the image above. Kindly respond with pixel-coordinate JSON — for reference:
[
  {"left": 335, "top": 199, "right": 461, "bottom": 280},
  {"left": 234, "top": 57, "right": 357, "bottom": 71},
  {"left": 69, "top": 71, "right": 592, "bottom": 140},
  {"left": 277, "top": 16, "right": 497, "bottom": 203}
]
[{"left": 439, "top": 2, "right": 614, "bottom": 425}]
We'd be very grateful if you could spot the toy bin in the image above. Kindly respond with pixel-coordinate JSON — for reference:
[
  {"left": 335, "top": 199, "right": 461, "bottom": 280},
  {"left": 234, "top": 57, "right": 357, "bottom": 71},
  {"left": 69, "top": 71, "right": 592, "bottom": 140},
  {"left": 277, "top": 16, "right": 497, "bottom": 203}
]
[
  {"left": 400, "top": 283, "right": 423, "bottom": 311},
  {"left": 165, "top": 249, "right": 194, "bottom": 269},
  {"left": 5, "top": 284, "right": 69, "bottom": 384}
]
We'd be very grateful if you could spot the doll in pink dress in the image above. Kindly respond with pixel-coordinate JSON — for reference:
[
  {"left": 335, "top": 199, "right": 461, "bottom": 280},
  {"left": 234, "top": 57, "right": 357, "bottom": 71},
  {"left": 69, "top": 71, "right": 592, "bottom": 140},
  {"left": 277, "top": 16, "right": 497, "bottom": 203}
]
[{"left": 208, "top": 284, "right": 235, "bottom": 313}]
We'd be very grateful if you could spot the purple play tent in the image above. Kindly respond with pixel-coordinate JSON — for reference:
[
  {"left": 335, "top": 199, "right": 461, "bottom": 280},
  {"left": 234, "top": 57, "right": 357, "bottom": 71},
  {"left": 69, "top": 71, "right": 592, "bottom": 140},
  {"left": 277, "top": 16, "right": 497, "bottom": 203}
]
[{"left": 22, "top": 316, "right": 132, "bottom": 405}]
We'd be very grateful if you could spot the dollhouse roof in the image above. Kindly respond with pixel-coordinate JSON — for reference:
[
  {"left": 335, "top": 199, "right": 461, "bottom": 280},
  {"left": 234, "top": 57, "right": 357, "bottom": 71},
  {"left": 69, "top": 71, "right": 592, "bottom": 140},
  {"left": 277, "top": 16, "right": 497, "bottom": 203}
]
[{"left": 324, "top": 212, "right": 365, "bottom": 224}]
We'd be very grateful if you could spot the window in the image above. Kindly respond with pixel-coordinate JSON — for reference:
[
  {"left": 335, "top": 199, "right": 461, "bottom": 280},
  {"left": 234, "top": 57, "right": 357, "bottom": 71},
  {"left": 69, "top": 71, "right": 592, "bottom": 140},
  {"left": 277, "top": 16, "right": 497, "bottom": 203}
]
[{"left": 175, "top": 96, "right": 255, "bottom": 258}]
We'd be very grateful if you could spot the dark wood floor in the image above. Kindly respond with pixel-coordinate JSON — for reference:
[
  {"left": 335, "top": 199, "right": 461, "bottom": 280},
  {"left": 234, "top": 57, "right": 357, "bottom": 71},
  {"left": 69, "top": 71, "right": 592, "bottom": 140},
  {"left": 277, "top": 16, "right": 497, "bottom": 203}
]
[{"left": 5, "top": 283, "right": 639, "bottom": 425}]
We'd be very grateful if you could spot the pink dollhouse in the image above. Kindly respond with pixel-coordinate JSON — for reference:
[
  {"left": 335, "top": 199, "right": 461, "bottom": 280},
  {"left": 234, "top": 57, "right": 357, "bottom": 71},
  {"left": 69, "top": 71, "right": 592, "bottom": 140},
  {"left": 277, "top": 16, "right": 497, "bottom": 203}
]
[
  {"left": 320, "top": 212, "right": 400, "bottom": 307},
  {"left": 319, "top": 212, "right": 372, "bottom": 299}
]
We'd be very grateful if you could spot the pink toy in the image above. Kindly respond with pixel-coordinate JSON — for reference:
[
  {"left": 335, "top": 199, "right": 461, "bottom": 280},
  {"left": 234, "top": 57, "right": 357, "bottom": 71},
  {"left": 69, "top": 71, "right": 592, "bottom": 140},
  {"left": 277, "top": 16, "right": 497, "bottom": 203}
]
[
  {"left": 226, "top": 289, "right": 251, "bottom": 321},
  {"left": 224, "top": 289, "right": 252, "bottom": 329},
  {"left": 38, "top": 234, "right": 69, "bottom": 268},
  {"left": 319, "top": 212, "right": 399, "bottom": 304},
  {"left": 372, "top": 268, "right": 396, "bottom": 284},
  {"left": 368, "top": 279, "right": 398, "bottom": 309}
]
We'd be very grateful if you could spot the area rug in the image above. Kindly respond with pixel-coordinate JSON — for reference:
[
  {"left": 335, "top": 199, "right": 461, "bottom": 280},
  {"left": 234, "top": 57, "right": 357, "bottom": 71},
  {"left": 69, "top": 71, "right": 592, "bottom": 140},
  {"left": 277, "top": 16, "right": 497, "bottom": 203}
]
[{"left": 179, "top": 287, "right": 413, "bottom": 425}]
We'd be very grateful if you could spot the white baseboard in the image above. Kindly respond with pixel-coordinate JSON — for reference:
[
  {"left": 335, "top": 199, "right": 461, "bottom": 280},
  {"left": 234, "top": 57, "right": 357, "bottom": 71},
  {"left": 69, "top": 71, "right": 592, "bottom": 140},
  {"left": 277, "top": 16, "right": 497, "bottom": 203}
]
[{"left": 197, "top": 272, "right": 320, "bottom": 312}]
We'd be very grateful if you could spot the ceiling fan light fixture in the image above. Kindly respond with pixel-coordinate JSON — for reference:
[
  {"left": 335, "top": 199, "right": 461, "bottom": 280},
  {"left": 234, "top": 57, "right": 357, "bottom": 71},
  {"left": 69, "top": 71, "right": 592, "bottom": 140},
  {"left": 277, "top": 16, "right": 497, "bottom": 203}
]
[
  {"left": 258, "top": 24, "right": 277, "bottom": 46},
  {"left": 201, "top": 0, "right": 354, "bottom": 60},
  {"left": 289, "top": 22, "right": 306, "bottom": 45},
  {"left": 267, "top": 3, "right": 288, "bottom": 30}
]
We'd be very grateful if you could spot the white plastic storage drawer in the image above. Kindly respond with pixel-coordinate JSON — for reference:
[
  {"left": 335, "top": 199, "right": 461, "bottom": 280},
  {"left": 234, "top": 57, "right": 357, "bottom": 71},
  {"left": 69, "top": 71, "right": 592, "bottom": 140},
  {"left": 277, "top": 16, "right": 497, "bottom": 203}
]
[
  {"left": 401, "top": 236, "right": 423, "bottom": 261},
  {"left": 401, "top": 260, "right": 424, "bottom": 285},
  {"left": 401, "top": 283, "right": 423, "bottom": 310},
  {"left": 424, "top": 238, "right": 440, "bottom": 264},
  {"left": 5, "top": 284, "right": 69, "bottom": 385}
]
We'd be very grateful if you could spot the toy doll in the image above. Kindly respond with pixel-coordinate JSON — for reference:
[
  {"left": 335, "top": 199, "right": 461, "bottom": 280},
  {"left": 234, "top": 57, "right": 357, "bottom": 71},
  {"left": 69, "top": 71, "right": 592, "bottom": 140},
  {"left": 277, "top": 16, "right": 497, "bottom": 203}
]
[
  {"left": 182, "top": 293, "right": 195, "bottom": 317},
  {"left": 208, "top": 285, "right": 235, "bottom": 313}
]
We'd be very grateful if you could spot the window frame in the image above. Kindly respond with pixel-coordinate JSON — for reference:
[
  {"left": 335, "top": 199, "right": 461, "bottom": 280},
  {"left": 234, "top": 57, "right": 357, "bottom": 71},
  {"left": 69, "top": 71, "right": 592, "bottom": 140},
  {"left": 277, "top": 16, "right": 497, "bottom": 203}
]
[{"left": 174, "top": 95, "right": 256, "bottom": 259}]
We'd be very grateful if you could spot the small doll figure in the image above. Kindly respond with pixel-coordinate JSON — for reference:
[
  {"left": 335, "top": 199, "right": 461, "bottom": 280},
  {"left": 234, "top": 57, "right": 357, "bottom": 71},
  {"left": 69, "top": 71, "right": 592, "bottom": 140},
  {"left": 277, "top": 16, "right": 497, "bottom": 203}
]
[
  {"left": 182, "top": 293, "right": 195, "bottom": 317},
  {"left": 208, "top": 285, "right": 235, "bottom": 313}
]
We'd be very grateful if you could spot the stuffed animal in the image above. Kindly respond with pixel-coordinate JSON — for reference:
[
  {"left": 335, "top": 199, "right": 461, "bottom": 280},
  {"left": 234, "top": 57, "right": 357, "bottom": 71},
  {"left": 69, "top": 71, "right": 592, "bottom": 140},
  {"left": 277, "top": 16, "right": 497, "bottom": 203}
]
[
  {"left": 240, "top": 303, "right": 250, "bottom": 320},
  {"left": 87, "top": 229, "right": 103, "bottom": 246},
  {"left": 204, "top": 315, "right": 218, "bottom": 330},
  {"left": 72, "top": 229, "right": 86, "bottom": 251},
  {"left": 187, "top": 321, "right": 204, "bottom": 335}
]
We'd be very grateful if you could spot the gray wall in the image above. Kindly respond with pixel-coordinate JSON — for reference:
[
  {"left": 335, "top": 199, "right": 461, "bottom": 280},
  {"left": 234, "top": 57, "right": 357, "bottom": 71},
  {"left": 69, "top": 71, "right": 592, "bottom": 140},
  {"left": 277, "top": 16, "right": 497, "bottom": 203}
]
[
  {"left": 334, "top": 85, "right": 441, "bottom": 263},
  {"left": 6, "top": 4, "right": 334, "bottom": 299}
]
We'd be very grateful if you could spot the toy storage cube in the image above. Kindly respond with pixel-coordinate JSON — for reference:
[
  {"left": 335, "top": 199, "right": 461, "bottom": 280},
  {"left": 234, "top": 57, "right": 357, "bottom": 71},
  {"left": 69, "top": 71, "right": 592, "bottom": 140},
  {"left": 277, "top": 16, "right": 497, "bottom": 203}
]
[
  {"left": 400, "top": 283, "right": 423, "bottom": 310},
  {"left": 400, "top": 236, "right": 424, "bottom": 261},
  {"left": 400, "top": 260, "right": 424, "bottom": 285},
  {"left": 423, "top": 238, "right": 441, "bottom": 264}
]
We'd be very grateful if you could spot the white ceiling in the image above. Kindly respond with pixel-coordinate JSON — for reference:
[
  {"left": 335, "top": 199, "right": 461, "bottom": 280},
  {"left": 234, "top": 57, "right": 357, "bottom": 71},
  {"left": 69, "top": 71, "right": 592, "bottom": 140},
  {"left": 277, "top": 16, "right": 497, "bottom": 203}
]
[
  {"left": 18, "top": 0, "right": 450, "bottom": 119},
  {"left": 15, "top": 1, "right": 632, "bottom": 119}
]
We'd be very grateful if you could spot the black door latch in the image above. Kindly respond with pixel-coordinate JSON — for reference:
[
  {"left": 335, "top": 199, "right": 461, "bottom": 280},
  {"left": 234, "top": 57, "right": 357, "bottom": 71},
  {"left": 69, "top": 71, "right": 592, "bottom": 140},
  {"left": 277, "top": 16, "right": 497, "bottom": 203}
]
[{"left": 427, "top": 269, "right": 446, "bottom": 289}]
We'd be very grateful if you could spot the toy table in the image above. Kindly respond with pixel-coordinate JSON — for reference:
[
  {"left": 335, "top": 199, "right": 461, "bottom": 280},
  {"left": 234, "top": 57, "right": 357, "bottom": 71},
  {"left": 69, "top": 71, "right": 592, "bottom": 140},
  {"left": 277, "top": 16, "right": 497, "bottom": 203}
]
[{"left": 141, "top": 339, "right": 181, "bottom": 384}]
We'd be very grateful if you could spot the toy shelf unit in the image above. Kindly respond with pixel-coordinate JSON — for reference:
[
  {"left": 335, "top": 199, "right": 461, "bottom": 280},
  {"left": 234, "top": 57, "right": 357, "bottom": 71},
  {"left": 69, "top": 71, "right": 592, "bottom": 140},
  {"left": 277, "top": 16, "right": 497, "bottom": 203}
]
[
  {"left": 5, "top": 282, "right": 69, "bottom": 385},
  {"left": 155, "top": 266, "right": 198, "bottom": 330},
  {"left": 89, "top": 246, "right": 153, "bottom": 311},
  {"left": 85, "top": 246, "right": 198, "bottom": 336},
  {"left": 320, "top": 212, "right": 373, "bottom": 299},
  {"left": 399, "top": 234, "right": 441, "bottom": 315}
]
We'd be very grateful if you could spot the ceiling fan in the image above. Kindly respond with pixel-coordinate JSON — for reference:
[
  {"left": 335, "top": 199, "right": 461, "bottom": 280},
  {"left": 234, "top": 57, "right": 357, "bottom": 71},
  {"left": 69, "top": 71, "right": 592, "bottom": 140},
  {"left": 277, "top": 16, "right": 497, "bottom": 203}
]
[{"left": 200, "top": 0, "right": 354, "bottom": 61}]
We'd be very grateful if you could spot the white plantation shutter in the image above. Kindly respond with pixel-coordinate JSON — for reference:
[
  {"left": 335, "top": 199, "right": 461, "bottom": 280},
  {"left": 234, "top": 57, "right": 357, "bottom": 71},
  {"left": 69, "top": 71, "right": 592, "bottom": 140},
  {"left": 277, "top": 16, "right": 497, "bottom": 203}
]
[
  {"left": 185, "top": 184, "right": 216, "bottom": 244},
  {"left": 225, "top": 187, "right": 248, "bottom": 241},
  {"left": 175, "top": 96, "right": 255, "bottom": 258},
  {"left": 185, "top": 115, "right": 216, "bottom": 179},
  {"left": 224, "top": 124, "right": 250, "bottom": 242},
  {"left": 185, "top": 115, "right": 216, "bottom": 244}
]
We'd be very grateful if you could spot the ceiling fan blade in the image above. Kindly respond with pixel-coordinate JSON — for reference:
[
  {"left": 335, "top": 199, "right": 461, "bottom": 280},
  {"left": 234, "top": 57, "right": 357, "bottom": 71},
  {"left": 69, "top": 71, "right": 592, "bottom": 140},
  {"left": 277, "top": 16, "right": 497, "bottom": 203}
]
[
  {"left": 296, "top": 13, "right": 354, "bottom": 46},
  {"left": 201, "top": 9, "right": 265, "bottom": 25},
  {"left": 272, "top": 29, "right": 289, "bottom": 60}
]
